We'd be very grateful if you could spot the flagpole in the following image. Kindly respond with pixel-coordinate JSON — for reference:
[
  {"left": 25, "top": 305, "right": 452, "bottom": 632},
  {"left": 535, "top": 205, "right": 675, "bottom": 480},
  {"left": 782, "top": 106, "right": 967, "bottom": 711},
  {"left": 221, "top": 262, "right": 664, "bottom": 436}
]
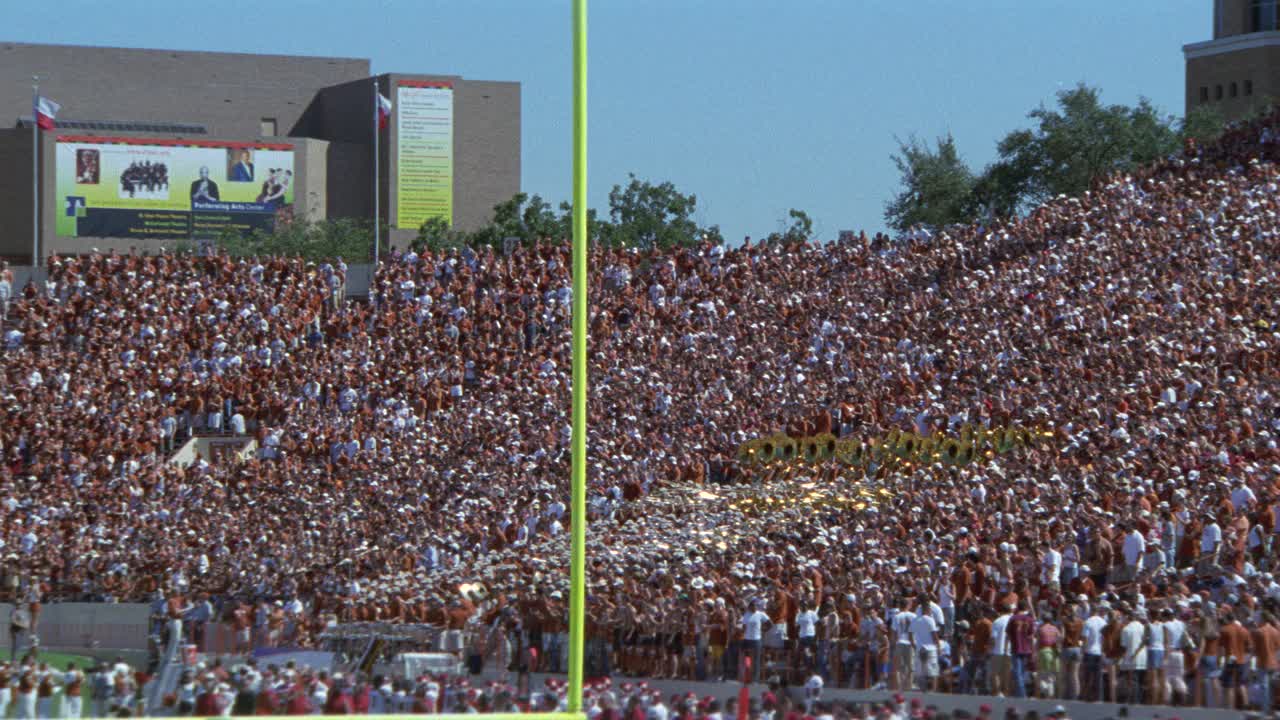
[
  {"left": 32, "top": 76, "right": 39, "bottom": 267},
  {"left": 373, "top": 78, "right": 380, "bottom": 272}
]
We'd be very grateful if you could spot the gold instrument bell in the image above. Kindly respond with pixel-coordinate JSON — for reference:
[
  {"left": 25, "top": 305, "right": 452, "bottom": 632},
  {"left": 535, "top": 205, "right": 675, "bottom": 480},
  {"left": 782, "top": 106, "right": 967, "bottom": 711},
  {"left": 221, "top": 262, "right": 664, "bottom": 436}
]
[
  {"left": 940, "top": 437, "right": 963, "bottom": 465},
  {"left": 834, "top": 437, "right": 863, "bottom": 467},
  {"left": 771, "top": 433, "right": 797, "bottom": 463},
  {"left": 737, "top": 438, "right": 764, "bottom": 467},
  {"left": 804, "top": 432, "right": 837, "bottom": 463}
]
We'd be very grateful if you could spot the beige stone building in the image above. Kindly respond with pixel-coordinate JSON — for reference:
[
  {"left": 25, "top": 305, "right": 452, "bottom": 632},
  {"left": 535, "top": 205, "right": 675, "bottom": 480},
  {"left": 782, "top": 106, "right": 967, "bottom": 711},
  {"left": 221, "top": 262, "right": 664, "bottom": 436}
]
[{"left": 1184, "top": 0, "right": 1280, "bottom": 119}]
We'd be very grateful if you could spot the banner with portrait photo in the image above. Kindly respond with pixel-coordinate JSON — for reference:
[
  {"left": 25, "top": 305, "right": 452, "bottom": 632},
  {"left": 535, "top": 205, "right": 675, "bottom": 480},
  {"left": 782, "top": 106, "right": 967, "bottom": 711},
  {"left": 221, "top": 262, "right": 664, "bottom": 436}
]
[{"left": 55, "top": 136, "right": 295, "bottom": 239}]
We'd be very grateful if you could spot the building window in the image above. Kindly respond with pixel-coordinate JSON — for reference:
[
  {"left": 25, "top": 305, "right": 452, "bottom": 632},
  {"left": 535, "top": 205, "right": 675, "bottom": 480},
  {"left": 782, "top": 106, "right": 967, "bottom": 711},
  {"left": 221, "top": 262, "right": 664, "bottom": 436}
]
[
  {"left": 1200, "top": 86, "right": 1210, "bottom": 103},
  {"left": 1216, "top": 85, "right": 1224, "bottom": 100},
  {"left": 260, "top": 117, "right": 277, "bottom": 136},
  {"left": 1230, "top": 82, "right": 1239, "bottom": 97},
  {"left": 1251, "top": 0, "right": 1278, "bottom": 32},
  {"left": 1245, "top": 80, "right": 1254, "bottom": 96}
]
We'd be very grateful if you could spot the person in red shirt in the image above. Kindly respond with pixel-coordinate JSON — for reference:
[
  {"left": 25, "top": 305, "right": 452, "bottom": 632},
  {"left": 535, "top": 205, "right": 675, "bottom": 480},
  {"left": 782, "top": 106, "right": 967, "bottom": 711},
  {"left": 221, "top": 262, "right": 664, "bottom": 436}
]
[
  {"left": 324, "top": 678, "right": 353, "bottom": 715},
  {"left": 285, "top": 682, "right": 313, "bottom": 715},
  {"left": 1008, "top": 599, "right": 1037, "bottom": 698},
  {"left": 194, "top": 679, "right": 227, "bottom": 717},
  {"left": 351, "top": 680, "right": 371, "bottom": 715},
  {"left": 413, "top": 685, "right": 435, "bottom": 714},
  {"left": 255, "top": 682, "right": 281, "bottom": 715}
]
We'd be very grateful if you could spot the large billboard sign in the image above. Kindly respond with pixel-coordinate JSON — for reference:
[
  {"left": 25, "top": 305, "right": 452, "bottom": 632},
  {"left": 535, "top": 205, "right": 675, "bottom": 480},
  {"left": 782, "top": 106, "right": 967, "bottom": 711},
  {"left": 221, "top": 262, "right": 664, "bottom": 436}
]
[
  {"left": 55, "top": 136, "right": 295, "bottom": 239},
  {"left": 395, "top": 81, "right": 453, "bottom": 230}
]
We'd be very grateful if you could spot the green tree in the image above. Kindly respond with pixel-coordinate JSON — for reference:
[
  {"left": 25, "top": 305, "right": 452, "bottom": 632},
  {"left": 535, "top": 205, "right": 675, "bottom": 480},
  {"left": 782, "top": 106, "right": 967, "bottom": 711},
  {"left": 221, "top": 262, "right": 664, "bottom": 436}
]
[
  {"left": 216, "top": 218, "right": 378, "bottom": 262},
  {"left": 982, "top": 84, "right": 1181, "bottom": 211},
  {"left": 605, "top": 174, "right": 701, "bottom": 249},
  {"left": 1181, "top": 104, "right": 1226, "bottom": 144},
  {"left": 967, "top": 156, "right": 1029, "bottom": 222},
  {"left": 767, "top": 209, "right": 814, "bottom": 244},
  {"left": 555, "top": 201, "right": 607, "bottom": 246},
  {"left": 412, "top": 176, "right": 713, "bottom": 254},
  {"left": 414, "top": 216, "right": 469, "bottom": 252},
  {"left": 884, "top": 133, "right": 978, "bottom": 233}
]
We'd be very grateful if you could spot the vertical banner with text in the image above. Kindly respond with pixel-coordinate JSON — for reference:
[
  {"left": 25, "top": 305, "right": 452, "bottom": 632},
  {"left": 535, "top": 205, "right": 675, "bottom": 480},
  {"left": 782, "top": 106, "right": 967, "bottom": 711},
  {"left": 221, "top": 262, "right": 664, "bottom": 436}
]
[{"left": 395, "top": 81, "right": 454, "bottom": 230}]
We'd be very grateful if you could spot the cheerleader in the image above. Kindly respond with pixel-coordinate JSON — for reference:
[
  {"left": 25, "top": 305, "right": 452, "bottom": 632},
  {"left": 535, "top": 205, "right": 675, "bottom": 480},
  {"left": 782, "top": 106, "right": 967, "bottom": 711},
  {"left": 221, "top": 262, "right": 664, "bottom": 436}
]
[
  {"left": 13, "top": 669, "right": 36, "bottom": 720},
  {"left": 35, "top": 665, "right": 57, "bottom": 720},
  {"left": 0, "top": 662, "right": 12, "bottom": 719},
  {"left": 63, "top": 663, "right": 83, "bottom": 720}
]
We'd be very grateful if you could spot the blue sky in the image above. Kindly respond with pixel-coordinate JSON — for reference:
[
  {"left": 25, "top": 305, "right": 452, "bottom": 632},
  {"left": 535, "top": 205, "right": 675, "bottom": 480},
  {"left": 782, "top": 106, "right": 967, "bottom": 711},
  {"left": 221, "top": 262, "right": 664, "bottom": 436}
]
[{"left": 8, "top": 0, "right": 1206, "bottom": 241}]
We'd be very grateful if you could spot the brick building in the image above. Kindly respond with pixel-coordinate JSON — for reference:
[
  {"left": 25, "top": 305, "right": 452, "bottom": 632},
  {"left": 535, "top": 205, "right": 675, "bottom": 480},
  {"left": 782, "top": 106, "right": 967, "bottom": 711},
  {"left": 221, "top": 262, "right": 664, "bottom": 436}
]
[{"left": 1184, "top": 0, "right": 1280, "bottom": 120}]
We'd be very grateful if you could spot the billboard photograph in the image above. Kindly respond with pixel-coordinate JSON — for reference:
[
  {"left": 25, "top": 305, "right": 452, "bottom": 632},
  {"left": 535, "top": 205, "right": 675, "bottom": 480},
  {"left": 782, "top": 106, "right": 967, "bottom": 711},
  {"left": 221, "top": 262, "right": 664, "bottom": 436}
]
[{"left": 55, "top": 136, "right": 294, "bottom": 239}]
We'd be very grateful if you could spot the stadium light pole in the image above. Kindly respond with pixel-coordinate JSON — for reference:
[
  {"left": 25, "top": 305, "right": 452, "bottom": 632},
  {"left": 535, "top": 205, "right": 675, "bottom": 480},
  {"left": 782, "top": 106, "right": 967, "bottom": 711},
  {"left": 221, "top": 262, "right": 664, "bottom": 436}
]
[{"left": 566, "top": 0, "right": 588, "bottom": 713}]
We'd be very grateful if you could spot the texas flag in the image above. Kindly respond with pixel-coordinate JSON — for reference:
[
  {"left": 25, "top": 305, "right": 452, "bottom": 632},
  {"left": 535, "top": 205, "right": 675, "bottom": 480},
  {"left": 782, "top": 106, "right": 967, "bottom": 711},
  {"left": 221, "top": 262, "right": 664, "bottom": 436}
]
[
  {"left": 376, "top": 93, "right": 392, "bottom": 129},
  {"left": 34, "top": 95, "right": 60, "bottom": 130}
]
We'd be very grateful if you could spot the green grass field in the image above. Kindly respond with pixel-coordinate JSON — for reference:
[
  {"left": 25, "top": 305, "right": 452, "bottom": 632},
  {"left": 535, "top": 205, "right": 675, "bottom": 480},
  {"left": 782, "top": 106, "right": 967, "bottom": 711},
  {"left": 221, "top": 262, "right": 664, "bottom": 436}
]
[{"left": 28, "top": 651, "right": 100, "bottom": 672}]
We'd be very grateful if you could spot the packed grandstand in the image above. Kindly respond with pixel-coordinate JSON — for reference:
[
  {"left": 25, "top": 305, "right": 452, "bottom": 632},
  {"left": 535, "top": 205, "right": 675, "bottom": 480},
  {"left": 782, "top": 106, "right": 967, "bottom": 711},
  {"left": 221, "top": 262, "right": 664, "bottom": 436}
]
[{"left": 1, "top": 107, "right": 1279, "bottom": 717}]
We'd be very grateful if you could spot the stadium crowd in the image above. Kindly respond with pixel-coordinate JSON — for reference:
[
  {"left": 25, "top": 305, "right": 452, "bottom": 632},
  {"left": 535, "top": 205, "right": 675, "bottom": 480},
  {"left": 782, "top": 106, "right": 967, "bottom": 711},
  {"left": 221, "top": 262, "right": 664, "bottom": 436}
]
[{"left": 1, "top": 106, "right": 1280, "bottom": 716}]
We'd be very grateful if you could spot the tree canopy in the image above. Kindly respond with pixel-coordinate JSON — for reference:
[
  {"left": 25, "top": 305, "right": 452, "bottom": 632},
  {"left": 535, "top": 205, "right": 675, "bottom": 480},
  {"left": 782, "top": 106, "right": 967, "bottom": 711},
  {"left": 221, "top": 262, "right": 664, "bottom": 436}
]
[
  {"left": 414, "top": 175, "right": 714, "bottom": 253},
  {"left": 214, "top": 218, "right": 379, "bottom": 262},
  {"left": 884, "top": 83, "right": 1238, "bottom": 234},
  {"left": 883, "top": 133, "right": 977, "bottom": 233}
]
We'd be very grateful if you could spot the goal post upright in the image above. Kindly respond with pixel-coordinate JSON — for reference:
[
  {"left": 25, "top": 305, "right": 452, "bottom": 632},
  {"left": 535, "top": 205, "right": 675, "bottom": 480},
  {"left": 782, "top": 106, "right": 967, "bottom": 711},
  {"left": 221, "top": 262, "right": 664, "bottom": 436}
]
[{"left": 566, "top": 0, "right": 589, "bottom": 714}]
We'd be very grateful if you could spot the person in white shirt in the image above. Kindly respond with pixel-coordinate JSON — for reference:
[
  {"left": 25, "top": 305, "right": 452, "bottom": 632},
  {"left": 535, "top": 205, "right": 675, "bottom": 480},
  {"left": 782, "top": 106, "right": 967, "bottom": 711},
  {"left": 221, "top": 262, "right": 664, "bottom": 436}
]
[
  {"left": 1081, "top": 606, "right": 1110, "bottom": 703},
  {"left": 740, "top": 600, "right": 771, "bottom": 684},
  {"left": 0, "top": 663, "right": 12, "bottom": 720},
  {"left": 989, "top": 605, "right": 1014, "bottom": 697},
  {"left": 646, "top": 696, "right": 669, "bottom": 720},
  {"left": 1229, "top": 479, "right": 1257, "bottom": 512},
  {"left": 1121, "top": 524, "right": 1145, "bottom": 582},
  {"left": 1160, "top": 607, "right": 1189, "bottom": 703},
  {"left": 1202, "top": 514, "right": 1223, "bottom": 557},
  {"left": 1118, "top": 609, "right": 1148, "bottom": 705},
  {"left": 935, "top": 566, "right": 956, "bottom": 639},
  {"left": 1061, "top": 538, "right": 1081, "bottom": 585},
  {"left": 795, "top": 599, "right": 819, "bottom": 669},
  {"left": 891, "top": 598, "right": 917, "bottom": 692},
  {"left": 803, "top": 671, "right": 823, "bottom": 714},
  {"left": 1041, "top": 542, "right": 1063, "bottom": 587},
  {"left": 909, "top": 610, "right": 941, "bottom": 691},
  {"left": 1145, "top": 610, "right": 1166, "bottom": 705},
  {"left": 1143, "top": 539, "right": 1166, "bottom": 573}
]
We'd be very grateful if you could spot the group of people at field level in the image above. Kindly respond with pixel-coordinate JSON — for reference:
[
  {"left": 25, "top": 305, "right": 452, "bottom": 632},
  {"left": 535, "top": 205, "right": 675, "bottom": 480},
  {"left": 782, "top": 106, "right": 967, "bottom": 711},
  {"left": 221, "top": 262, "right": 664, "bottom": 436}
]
[
  {"left": 0, "top": 655, "right": 144, "bottom": 719},
  {"left": 588, "top": 563, "right": 1280, "bottom": 713}
]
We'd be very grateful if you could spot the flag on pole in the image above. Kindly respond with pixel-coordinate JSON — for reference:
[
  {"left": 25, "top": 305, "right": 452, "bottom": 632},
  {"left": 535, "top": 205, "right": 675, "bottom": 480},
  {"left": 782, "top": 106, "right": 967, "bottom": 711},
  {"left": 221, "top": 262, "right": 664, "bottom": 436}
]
[
  {"left": 376, "top": 93, "right": 392, "bottom": 129},
  {"left": 34, "top": 95, "right": 60, "bottom": 130}
]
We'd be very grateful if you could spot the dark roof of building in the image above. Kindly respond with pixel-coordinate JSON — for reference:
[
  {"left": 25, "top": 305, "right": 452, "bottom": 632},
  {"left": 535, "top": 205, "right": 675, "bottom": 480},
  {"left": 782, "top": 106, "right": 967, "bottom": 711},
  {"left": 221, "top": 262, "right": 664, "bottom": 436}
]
[{"left": 16, "top": 117, "right": 208, "bottom": 134}]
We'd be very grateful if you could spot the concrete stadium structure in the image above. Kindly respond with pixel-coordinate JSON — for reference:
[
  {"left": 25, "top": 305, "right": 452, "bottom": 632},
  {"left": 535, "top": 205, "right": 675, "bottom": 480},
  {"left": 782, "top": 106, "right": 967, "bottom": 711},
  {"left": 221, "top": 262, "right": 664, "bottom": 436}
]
[{"left": 0, "top": 41, "right": 520, "bottom": 261}]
